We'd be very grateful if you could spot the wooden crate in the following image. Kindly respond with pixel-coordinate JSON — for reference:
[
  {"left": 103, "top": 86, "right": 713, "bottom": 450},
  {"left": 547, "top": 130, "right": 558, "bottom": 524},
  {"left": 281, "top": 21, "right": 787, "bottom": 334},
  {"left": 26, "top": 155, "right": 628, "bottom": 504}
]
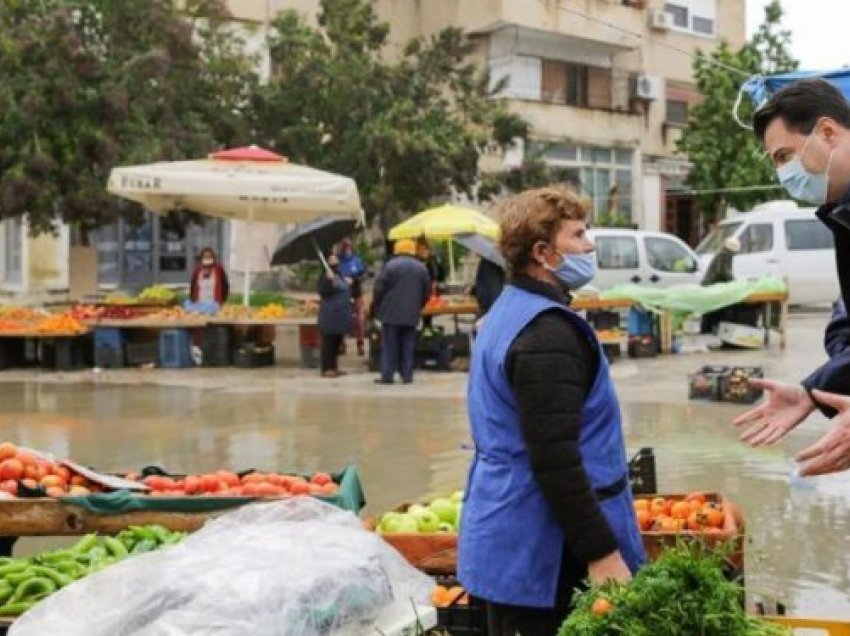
[{"left": 763, "top": 617, "right": 850, "bottom": 635}]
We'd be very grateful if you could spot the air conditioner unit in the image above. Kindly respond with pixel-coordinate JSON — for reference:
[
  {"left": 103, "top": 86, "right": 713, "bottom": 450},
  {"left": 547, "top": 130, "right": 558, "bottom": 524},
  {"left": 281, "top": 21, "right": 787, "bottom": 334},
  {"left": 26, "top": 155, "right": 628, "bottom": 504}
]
[
  {"left": 634, "top": 74, "right": 663, "bottom": 101},
  {"left": 649, "top": 9, "right": 673, "bottom": 31}
]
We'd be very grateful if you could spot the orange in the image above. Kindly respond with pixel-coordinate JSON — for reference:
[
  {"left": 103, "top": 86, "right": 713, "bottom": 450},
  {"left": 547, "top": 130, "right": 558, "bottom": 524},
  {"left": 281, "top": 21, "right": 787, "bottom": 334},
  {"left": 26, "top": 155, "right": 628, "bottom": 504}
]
[
  {"left": 633, "top": 499, "right": 649, "bottom": 512},
  {"left": 635, "top": 510, "right": 653, "bottom": 531},
  {"left": 591, "top": 598, "right": 613, "bottom": 616},
  {"left": 0, "top": 443, "right": 17, "bottom": 461},
  {"left": 670, "top": 502, "right": 691, "bottom": 520}
]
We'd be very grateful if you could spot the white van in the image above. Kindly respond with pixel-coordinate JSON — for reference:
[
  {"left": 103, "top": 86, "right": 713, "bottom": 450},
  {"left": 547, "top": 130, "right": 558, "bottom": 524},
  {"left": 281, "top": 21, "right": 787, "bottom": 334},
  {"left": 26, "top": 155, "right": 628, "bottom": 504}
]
[
  {"left": 695, "top": 200, "right": 838, "bottom": 305},
  {"left": 587, "top": 229, "right": 703, "bottom": 290}
]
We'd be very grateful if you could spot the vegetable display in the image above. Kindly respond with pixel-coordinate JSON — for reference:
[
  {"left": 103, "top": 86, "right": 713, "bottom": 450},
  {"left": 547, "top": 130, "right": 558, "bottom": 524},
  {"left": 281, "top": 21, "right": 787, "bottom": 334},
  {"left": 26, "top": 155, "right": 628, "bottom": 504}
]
[
  {"left": 377, "top": 492, "right": 463, "bottom": 534},
  {"left": 633, "top": 492, "right": 726, "bottom": 532},
  {"left": 0, "top": 525, "right": 184, "bottom": 617},
  {"left": 134, "top": 470, "right": 339, "bottom": 498},
  {"left": 559, "top": 541, "right": 790, "bottom": 635}
]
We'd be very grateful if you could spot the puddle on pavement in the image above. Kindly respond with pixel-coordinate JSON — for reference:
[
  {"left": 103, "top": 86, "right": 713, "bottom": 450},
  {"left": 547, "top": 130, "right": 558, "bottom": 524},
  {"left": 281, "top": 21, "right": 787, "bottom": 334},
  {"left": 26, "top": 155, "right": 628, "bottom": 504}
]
[{"left": 0, "top": 382, "right": 847, "bottom": 618}]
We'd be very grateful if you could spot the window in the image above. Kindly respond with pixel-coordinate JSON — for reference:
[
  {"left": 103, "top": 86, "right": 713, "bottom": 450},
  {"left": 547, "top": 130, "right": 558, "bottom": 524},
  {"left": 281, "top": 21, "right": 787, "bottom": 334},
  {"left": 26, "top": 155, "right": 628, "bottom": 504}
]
[
  {"left": 739, "top": 224, "right": 774, "bottom": 254},
  {"left": 666, "top": 99, "right": 689, "bottom": 125},
  {"left": 645, "top": 237, "right": 698, "bottom": 273},
  {"left": 664, "top": 3, "right": 688, "bottom": 27},
  {"left": 3, "top": 217, "right": 23, "bottom": 285},
  {"left": 665, "top": 0, "right": 716, "bottom": 36},
  {"left": 696, "top": 222, "right": 742, "bottom": 255},
  {"left": 786, "top": 220, "right": 834, "bottom": 251},
  {"left": 596, "top": 236, "right": 639, "bottom": 270}
]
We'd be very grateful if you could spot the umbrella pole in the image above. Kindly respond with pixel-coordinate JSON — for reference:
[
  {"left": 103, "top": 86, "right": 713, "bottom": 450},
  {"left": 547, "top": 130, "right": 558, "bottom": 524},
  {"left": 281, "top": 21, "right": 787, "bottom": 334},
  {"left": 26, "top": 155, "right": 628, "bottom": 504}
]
[{"left": 448, "top": 239, "right": 456, "bottom": 284}]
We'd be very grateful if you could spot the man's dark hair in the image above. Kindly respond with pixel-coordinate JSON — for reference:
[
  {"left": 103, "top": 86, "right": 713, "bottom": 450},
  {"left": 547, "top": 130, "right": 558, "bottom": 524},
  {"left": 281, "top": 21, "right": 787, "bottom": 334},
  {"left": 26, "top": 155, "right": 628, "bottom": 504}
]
[{"left": 753, "top": 79, "right": 850, "bottom": 142}]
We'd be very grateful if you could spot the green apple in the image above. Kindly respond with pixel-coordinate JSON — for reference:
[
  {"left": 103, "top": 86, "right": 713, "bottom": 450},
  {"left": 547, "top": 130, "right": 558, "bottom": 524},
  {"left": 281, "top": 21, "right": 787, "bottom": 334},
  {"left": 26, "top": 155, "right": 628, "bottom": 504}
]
[
  {"left": 450, "top": 491, "right": 464, "bottom": 504},
  {"left": 396, "top": 514, "right": 420, "bottom": 534},
  {"left": 413, "top": 509, "right": 441, "bottom": 533},
  {"left": 438, "top": 522, "right": 455, "bottom": 533},
  {"left": 378, "top": 512, "right": 403, "bottom": 534},
  {"left": 408, "top": 504, "right": 427, "bottom": 516},
  {"left": 429, "top": 498, "right": 457, "bottom": 525}
]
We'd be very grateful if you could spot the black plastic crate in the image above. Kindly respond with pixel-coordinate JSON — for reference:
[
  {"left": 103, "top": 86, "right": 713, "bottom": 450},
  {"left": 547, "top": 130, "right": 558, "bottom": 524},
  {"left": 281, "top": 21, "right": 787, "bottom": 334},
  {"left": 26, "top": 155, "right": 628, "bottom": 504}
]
[
  {"left": 0, "top": 338, "right": 25, "bottom": 370},
  {"left": 688, "top": 365, "right": 729, "bottom": 401},
  {"left": 446, "top": 333, "right": 471, "bottom": 358},
  {"left": 720, "top": 366, "right": 764, "bottom": 404},
  {"left": 40, "top": 337, "right": 85, "bottom": 371},
  {"left": 125, "top": 341, "right": 160, "bottom": 366},
  {"left": 202, "top": 325, "right": 233, "bottom": 367},
  {"left": 588, "top": 310, "right": 621, "bottom": 331},
  {"left": 434, "top": 577, "right": 487, "bottom": 636},
  {"left": 628, "top": 334, "right": 657, "bottom": 358},
  {"left": 628, "top": 447, "right": 657, "bottom": 495},
  {"left": 234, "top": 344, "right": 275, "bottom": 368}
]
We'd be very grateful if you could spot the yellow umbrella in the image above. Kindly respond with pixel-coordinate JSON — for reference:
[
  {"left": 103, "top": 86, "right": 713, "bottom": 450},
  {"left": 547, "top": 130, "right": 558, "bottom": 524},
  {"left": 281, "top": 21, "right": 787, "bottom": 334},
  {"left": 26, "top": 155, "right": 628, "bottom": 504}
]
[
  {"left": 388, "top": 205, "right": 499, "bottom": 281},
  {"left": 388, "top": 204, "right": 498, "bottom": 241}
]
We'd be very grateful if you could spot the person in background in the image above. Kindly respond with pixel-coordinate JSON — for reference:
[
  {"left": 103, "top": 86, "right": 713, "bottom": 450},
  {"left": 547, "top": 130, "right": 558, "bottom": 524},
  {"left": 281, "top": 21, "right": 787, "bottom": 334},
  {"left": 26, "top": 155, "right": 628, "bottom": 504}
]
[
  {"left": 459, "top": 188, "right": 644, "bottom": 636},
  {"left": 337, "top": 238, "right": 368, "bottom": 356},
  {"left": 701, "top": 237, "right": 740, "bottom": 286},
  {"left": 372, "top": 239, "right": 430, "bottom": 384},
  {"left": 317, "top": 252, "right": 353, "bottom": 379},
  {"left": 825, "top": 298, "right": 849, "bottom": 357},
  {"left": 417, "top": 238, "right": 446, "bottom": 329},
  {"left": 471, "top": 258, "right": 505, "bottom": 317},
  {"left": 190, "top": 247, "right": 230, "bottom": 305}
]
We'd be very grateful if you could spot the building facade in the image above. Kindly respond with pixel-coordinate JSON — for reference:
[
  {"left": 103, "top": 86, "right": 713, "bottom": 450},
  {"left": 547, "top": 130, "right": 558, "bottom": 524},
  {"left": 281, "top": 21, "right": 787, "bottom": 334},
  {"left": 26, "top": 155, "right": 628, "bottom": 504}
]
[{"left": 0, "top": 0, "right": 745, "bottom": 298}]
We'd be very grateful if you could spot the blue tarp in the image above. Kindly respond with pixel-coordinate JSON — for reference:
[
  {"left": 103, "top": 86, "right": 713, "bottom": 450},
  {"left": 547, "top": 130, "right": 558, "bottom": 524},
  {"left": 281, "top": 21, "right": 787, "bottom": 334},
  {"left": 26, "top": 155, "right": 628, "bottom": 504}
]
[{"left": 742, "top": 69, "right": 850, "bottom": 109}]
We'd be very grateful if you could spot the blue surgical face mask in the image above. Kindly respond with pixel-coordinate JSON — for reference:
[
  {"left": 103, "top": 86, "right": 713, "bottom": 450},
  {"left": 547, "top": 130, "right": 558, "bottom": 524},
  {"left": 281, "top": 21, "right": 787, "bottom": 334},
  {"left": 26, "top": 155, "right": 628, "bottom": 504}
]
[
  {"left": 777, "top": 129, "right": 834, "bottom": 205},
  {"left": 545, "top": 249, "right": 597, "bottom": 289}
]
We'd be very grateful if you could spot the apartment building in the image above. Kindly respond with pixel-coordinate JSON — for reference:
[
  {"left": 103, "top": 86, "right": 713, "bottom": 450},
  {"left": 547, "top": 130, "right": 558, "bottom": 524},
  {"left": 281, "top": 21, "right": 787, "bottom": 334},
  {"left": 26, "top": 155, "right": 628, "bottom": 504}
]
[{"left": 0, "top": 0, "right": 745, "bottom": 298}]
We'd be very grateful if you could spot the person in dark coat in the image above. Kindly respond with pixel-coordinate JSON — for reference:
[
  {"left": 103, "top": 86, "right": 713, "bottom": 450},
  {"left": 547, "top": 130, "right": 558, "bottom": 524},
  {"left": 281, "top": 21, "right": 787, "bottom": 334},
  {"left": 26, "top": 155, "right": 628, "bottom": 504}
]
[
  {"left": 317, "top": 252, "right": 353, "bottom": 378},
  {"left": 738, "top": 78, "right": 850, "bottom": 476},
  {"left": 472, "top": 258, "right": 506, "bottom": 316},
  {"left": 372, "top": 239, "right": 430, "bottom": 384},
  {"left": 825, "top": 297, "right": 850, "bottom": 357}
]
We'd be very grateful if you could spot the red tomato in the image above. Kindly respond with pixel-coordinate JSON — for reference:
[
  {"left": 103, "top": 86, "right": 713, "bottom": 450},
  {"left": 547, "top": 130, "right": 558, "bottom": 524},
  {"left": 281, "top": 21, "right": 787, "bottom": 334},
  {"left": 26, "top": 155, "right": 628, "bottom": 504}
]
[
  {"left": 0, "top": 459, "right": 24, "bottom": 481},
  {"left": 200, "top": 474, "right": 221, "bottom": 493},
  {"left": 241, "top": 473, "right": 265, "bottom": 484},
  {"left": 290, "top": 482, "right": 310, "bottom": 496},
  {"left": 241, "top": 483, "right": 261, "bottom": 496},
  {"left": 0, "top": 480, "right": 17, "bottom": 496},
  {"left": 183, "top": 475, "right": 202, "bottom": 495},
  {"left": 54, "top": 466, "right": 71, "bottom": 482},
  {"left": 14, "top": 451, "right": 36, "bottom": 468},
  {"left": 0, "top": 443, "right": 17, "bottom": 461},
  {"left": 254, "top": 483, "right": 280, "bottom": 497},
  {"left": 320, "top": 483, "right": 338, "bottom": 495},
  {"left": 23, "top": 464, "right": 47, "bottom": 482},
  {"left": 216, "top": 470, "right": 240, "bottom": 487},
  {"left": 310, "top": 472, "right": 332, "bottom": 486}
]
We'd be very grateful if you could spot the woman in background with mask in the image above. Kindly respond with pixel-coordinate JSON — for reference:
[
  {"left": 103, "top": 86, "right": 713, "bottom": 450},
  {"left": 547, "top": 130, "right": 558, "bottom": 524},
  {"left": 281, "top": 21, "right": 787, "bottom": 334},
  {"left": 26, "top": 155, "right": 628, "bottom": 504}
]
[
  {"left": 458, "top": 188, "right": 644, "bottom": 636},
  {"left": 189, "top": 247, "right": 230, "bottom": 306}
]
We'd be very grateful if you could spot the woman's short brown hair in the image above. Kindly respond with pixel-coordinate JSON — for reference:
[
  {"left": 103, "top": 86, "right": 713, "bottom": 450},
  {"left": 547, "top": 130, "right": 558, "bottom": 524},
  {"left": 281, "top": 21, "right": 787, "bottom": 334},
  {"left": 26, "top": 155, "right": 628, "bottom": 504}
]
[{"left": 498, "top": 187, "right": 589, "bottom": 275}]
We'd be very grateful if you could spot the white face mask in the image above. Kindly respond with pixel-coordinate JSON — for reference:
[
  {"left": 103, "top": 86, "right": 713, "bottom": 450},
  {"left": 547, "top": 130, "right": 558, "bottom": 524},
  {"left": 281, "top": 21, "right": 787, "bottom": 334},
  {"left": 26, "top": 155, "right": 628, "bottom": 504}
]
[{"left": 202, "top": 259, "right": 214, "bottom": 267}]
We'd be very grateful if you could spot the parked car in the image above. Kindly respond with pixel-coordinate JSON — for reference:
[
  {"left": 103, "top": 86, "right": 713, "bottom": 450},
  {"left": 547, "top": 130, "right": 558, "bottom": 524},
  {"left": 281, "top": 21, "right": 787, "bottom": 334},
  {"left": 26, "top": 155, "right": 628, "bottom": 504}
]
[
  {"left": 587, "top": 229, "right": 703, "bottom": 290},
  {"left": 695, "top": 200, "right": 838, "bottom": 305}
]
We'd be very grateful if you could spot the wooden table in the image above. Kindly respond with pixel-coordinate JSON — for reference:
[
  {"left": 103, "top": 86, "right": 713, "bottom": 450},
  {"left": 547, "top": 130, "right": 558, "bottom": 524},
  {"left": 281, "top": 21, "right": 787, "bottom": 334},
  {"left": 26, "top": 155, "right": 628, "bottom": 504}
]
[{"left": 82, "top": 319, "right": 207, "bottom": 329}]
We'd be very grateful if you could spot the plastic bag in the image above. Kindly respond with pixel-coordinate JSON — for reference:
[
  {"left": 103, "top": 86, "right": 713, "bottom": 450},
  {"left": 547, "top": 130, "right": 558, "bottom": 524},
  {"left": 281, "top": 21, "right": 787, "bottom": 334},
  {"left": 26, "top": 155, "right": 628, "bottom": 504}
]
[{"left": 10, "top": 498, "right": 433, "bottom": 636}]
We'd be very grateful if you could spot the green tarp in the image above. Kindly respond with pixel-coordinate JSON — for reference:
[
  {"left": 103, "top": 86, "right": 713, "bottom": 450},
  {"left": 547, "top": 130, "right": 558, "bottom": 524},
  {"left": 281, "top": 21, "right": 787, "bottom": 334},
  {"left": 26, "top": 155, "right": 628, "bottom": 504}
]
[
  {"left": 60, "top": 465, "right": 366, "bottom": 515},
  {"left": 599, "top": 276, "right": 787, "bottom": 316}
]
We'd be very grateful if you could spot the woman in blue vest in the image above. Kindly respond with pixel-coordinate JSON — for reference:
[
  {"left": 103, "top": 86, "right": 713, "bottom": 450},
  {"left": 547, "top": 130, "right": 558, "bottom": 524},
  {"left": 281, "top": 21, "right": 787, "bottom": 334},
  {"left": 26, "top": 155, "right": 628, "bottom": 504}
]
[{"left": 458, "top": 188, "right": 645, "bottom": 635}]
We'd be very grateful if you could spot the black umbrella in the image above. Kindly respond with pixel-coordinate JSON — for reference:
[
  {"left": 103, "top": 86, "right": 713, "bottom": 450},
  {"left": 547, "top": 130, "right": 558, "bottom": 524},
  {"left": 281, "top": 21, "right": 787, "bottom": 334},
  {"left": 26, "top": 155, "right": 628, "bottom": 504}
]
[
  {"left": 271, "top": 216, "right": 359, "bottom": 266},
  {"left": 455, "top": 233, "right": 505, "bottom": 268}
]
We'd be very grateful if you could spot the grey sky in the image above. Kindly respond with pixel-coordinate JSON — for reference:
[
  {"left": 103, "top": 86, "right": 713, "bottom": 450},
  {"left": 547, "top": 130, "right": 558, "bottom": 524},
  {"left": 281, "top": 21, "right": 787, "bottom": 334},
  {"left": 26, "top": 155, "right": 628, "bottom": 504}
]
[{"left": 746, "top": 0, "right": 850, "bottom": 70}]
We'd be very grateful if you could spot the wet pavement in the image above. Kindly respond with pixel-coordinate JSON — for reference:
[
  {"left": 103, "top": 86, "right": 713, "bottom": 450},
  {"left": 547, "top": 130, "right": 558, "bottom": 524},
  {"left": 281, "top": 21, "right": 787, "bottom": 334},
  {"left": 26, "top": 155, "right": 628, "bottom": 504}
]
[{"left": 0, "top": 311, "right": 848, "bottom": 617}]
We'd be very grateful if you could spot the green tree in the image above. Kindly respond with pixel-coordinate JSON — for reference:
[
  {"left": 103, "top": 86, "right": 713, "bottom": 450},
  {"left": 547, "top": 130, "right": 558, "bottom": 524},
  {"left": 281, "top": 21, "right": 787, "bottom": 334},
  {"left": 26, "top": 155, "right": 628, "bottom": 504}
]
[
  {"left": 676, "top": 0, "right": 798, "bottom": 220},
  {"left": 0, "top": 0, "right": 255, "bottom": 235},
  {"left": 250, "top": 0, "right": 527, "bottom": 229}
]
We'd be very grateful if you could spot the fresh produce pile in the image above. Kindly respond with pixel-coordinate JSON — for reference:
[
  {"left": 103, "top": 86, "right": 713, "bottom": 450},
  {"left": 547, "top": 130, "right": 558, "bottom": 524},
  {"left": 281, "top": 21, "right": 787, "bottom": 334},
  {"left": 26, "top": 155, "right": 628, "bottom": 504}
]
[
  {"left": 0, "top": 308, "right": 45, "bottom": 322},
  {"left": 103, "top": 293, "right": 138, "bottom": 306},
  {"left": 0, "top": 443, "right": 102, "bottom": 498},
  {"left": 136, "top": 285, "right": 177, "bottom": 304},
  {"left": 132, "top": 470, "right": 340, "bottom": 498},
  {"left": 0, "top": 525, "right": 184, "bottom": 617},
  {"left": 634, "top": 492, "right": 726, "bottom": 533},
  {"left": 377, "top": 492, "right": 463, "bottom": 534},
  {"left": 559, "top": 542, "right": 789, "bottom": 635},
  {"left": 0, "top": 312, "right": 84, "bottom": 335}
]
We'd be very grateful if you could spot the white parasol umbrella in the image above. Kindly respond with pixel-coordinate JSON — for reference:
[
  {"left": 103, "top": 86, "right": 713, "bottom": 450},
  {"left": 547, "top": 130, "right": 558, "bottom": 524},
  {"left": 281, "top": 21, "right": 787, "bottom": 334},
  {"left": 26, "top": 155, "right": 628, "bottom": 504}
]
[{"left": 107, "top": 146, "right": 362, "bottom": 304}]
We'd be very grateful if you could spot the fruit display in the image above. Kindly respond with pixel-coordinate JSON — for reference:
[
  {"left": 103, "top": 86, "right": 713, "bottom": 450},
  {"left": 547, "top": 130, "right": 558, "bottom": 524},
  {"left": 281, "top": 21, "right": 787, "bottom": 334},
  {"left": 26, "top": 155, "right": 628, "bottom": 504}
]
[
  {"left": 136, "top": 285, "right": 177, "bottom": 304},
  {"left": 132, "top": 470, "right": 340, "bottom": 498},
  {"left": 559, "top": 542, "right": 789, "bottom": 635},
  {"left": 31, "top": 314, "right": 86, "bottom": 335},
  {"left": 377, "top": 491, "right": 463, "bottom": 535},
  {"left": 0, "top": 526, "right": 184, "bottom": 617},
  {"left": 633, "top": 492, "right": 726, "bottom": 533},
  {"left": 0, "top": 308, "right": 46, "bottom": 322},
  {"left": 70, "top": 304, "right": 137, "bottom": 320},
  {"left": 103, "top": 293, "right": 137, "bottom": 306},
  {"left": 254, "top": 303, "right": 287, "bottom": 319},
  {"left": 0, "top": 443, "right": 103, "bottom": 498}
]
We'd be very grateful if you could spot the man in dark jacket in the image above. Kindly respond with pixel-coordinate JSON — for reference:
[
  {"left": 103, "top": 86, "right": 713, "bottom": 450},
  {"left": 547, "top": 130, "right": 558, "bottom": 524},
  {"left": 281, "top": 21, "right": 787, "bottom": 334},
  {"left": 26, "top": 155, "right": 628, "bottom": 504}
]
[
  {"left": 737, "top": 79, "right": 850, "bottom": 476},
  {"left": 372, "top": 239, "right": 431, "bottom": 384},
  {"left": 825, "top": 298, "right": 849, "bottom": 358}
]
